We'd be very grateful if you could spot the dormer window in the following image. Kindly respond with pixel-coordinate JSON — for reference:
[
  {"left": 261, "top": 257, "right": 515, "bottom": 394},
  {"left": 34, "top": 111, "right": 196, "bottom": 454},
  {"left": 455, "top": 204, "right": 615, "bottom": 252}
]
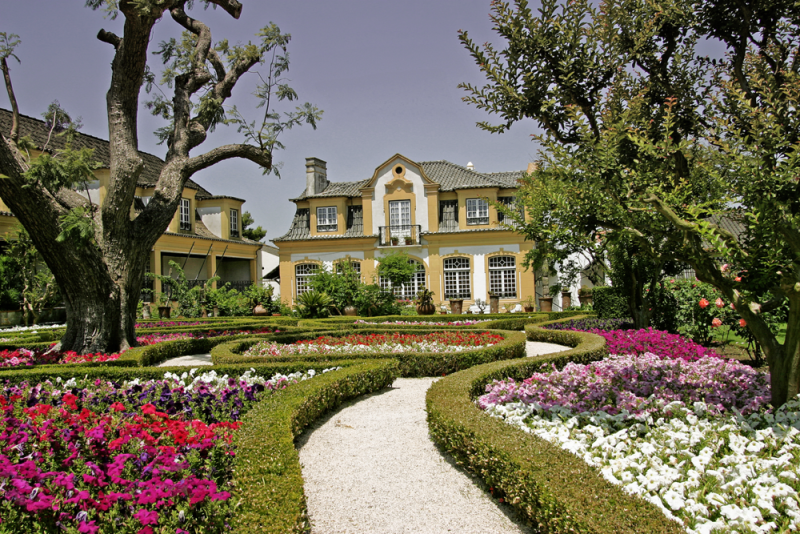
[
  {"left": 230, "top": 209, "right": 239, "bottom": 237},
  {"left": 179, "top": 198, "right": 191, "bottom": 231},
  {"left": 466, "top": 198, "right": 489, "bottom": 225},
  {"left": 317, "top": 206, "right": 337, "bottom": 232}
]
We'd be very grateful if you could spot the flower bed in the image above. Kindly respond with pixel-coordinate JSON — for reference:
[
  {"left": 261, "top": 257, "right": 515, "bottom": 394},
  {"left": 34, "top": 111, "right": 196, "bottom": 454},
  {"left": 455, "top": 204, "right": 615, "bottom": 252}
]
[
  {"left": 136, "top": 327, "right": 280, "bottom": 346},
  {"left": 0, "top": 367, "right": 327, "bottom": 532},
  {"left": 478, "top": 354, "right": 795, "bottom": 533},
  {"left": 354, "top": 319, "right": 492, "bottom": 326},
  {"left": 243, "top": 331, "right": 503, "bottom": 357},
  {"left": 545, "top": 323, "right": 718, "bottom": 361},
  {"left": 134, "top": 320, "right": 205, "bottom": 329},
  {"left": 543, "top": 317, "right": 634, "bottom": 331}
]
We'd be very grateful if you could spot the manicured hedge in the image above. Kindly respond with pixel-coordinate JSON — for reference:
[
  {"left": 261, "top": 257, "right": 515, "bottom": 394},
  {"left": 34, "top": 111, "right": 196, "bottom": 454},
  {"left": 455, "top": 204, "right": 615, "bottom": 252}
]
[
  {"left": 592, "top": 286, "right": 629, "bottom": 319},
  {"left": 230, "top": 359, "right": 398, "bottom": 533},
  {"left": 426, "top": 326, "right": 684, "bottom": 533},
  {"left": 211, "top": 328, "right": 526, "bottom": 377}
]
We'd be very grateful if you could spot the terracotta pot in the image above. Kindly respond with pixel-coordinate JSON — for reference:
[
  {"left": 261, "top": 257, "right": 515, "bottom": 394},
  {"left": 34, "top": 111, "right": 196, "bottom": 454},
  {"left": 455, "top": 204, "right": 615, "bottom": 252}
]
[
  {"left": 449, "top": 299, "right": 464, "bottom": 315},
  {"left": 272, "top": 313, "right": 282, "bottom": 316},
  {"left": 344, "top": 306, "right": 358, "bottom": 316},
  {"left": 416, "top": 303, "right": 436, "bottom": 315},
  {"left": 439, "top": 311, "right": 448, "bottom": 315},
  {"left": 561, "top": 292, "right": 572, "bottom": 309},
  {"left": 539, "top": 297, "right": 553, "bottom": 312},
  {"left": 579, "top": 295, "right": 593, "bottom": 307},
  {"left": 523, "top": 306, "right": 534, "bottom": 313},
  {"left": 489, "top": 295, "right": 500, "bottom": 314},
  {"left": 157, "top": 306, "right": 171, "bottom": 319},
  {"left": 253, "top": 304, "right": 268, "bottom": 316},
  {"left": 201, "top": 308, "right": 208, "bottom": 318}
]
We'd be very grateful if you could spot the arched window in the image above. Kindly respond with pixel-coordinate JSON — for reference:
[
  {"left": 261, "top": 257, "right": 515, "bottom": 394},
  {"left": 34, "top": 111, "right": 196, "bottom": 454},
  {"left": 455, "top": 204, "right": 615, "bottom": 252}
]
[
  {"left": 295, "top": 263, "right": 319, "bottom": 296},
  {"left": 380, "top": 260, "right": 426, "bottom": 300},
  {"left": 489, "top": 256, "right": 517, "bottom": 298},
  {"left": 443, "top": 257, "right": 471, "bottom": 299}
]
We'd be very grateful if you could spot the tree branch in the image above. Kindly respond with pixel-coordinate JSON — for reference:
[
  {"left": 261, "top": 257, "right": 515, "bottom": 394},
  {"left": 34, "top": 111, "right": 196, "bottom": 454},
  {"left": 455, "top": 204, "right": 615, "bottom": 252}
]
[
  {"left": 97, "top": 29, "right": 121, "bottom": 50},
  {"left": 0, "top": 58, "right": 19, "bottom": 143},
  {"left": 184, "top": 143, "right": 271, "bottom": 176}
]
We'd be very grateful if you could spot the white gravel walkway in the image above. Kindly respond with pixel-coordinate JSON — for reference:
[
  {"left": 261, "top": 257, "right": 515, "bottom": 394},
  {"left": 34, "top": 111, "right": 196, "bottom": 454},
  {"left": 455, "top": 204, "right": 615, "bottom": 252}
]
[
  {"left": 158, "top": 353, "right": 212, "bottom": 367},
  {"left": 297, "top": 340, "right": 567, "bottom": 534}
]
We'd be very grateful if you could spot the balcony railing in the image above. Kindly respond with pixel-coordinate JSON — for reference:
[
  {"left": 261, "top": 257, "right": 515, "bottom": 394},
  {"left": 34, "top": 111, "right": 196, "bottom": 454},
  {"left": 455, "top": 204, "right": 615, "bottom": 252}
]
[
  {"left": 379, "top": 225, "right": 422, "bottom": 246},
  {"left": 220, "top": 280, "right": 252, "bottom": 293}
]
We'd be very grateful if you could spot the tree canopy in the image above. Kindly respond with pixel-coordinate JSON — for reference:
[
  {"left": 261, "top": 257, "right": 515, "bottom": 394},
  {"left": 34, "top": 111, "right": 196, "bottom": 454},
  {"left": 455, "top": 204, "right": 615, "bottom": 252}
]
[
  {"left": 0, "top": 1, "right": 320, "bottom": 354},
  {"left": 461, "top": 0, "right": 800, "bottom": 406}
]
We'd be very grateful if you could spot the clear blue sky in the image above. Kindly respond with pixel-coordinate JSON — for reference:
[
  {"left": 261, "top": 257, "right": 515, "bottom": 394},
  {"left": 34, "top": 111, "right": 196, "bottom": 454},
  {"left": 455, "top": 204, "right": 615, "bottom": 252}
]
[{"left": 1, "top": 1, "right": 541, "bottom": 241}]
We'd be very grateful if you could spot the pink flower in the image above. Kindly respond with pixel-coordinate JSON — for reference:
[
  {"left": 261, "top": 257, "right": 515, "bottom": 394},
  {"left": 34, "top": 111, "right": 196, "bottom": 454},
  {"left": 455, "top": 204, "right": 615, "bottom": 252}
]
[
  {"left": 739, "top": 319, "right": 747, "bottom": 327},
  {"left": 134, "top": 509, "right": 159, "bottom": 526},
  {"left": 721, "top": 263, "right": 729, "bottom": 273},
  {"left": 698, "top": 298, "right": 710, "bottom": 309},
  {"left": 711, "top": 318, "right": 722, "bottom": 327},
  {"left": 715, "top": 298, "right": 724, "bottom": 308},
  {"left": 735, "top": 276, "right": 742, "bottom": 282},
  {"left": 730, "top": 303, "right": 736, "bottom": 310}
]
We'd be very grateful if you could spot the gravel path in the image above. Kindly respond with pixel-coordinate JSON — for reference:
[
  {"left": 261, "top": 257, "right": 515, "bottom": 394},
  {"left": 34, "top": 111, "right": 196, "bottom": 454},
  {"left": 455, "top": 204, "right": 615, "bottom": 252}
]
[
  {"left": 158, "top": 354, "right": 212, "bottom": 367},
  {"left": 297, "top": 340, "right": 567, "bottom": 534}
]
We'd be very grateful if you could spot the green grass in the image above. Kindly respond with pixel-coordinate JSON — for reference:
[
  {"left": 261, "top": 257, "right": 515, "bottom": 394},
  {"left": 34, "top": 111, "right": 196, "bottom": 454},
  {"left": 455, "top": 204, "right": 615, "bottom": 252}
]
[{"left": 712, "top": 323, "right": 787, "bottom": 347}]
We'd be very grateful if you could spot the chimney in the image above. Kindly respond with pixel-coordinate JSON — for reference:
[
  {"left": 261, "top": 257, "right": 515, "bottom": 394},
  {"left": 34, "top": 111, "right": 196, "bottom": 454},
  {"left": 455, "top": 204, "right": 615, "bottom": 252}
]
[
  {"left": 466, "top": 161, "right": 474, "bottom": 170},
  {"left": 305, "top": 157, "right": 329, "bottom": 196},
  {"left": 526, "top": 162, "right": 538, "bottom": 174}
]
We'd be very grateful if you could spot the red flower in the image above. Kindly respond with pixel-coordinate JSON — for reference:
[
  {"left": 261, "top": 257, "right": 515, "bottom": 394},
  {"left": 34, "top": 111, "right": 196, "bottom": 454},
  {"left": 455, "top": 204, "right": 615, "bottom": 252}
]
[
  {"left": 698, "top": 298, "right": 710, "bottom": 309},
  {"left": 739, "top": 319, "right": 747, "bottom": 327},
  {"left": 711, "top": 318, "right": 722, "bottom": 328},
  {"left": 110, "top": 402, "right": 126, "bottom": 412}
]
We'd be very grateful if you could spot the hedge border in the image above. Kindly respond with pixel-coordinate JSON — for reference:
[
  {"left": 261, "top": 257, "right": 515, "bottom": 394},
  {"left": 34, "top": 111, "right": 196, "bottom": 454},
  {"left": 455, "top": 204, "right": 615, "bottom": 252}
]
[
  {"left": 211, "top": 328, "right": 526, "bottom": 377},
  {"left": 230, "top": 359, "right": 398, "bottom": 533},
  {"left": 425, "top": 325, "right": 684, "bottom": 534}
]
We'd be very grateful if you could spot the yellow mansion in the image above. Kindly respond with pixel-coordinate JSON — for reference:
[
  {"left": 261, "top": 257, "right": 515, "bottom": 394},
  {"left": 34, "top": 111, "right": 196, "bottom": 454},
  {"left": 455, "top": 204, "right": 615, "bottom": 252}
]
[
  {"left": 275, "top": 155, "right": 536, "bottom": 309},
  {"left": 0, "top": 109, "right": 263, "bottom": 299}
]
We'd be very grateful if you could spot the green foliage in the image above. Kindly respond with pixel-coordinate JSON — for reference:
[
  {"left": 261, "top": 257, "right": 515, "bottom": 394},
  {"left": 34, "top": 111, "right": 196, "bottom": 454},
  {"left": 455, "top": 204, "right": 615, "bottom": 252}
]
[
  {"left": 353, "top": 284, "right": 401, "bottom": 317},
  {"left": 0, "top": 243, "right": 21, "bottom": 310},
  {"left": 460, "top": 0, "right": 800, "bottom": 405},
  {"left": 4, "top": 227, "right": 60, "bottom": 325},
  {"left": 413, "top": 288, "right": 435, "bottom": 307},
  {"left": 308, "top": 262, "right": 361, "bottom": 312},
  {"left": 591, "top": 287, "right": 628, "bottom": 320},
  {"left": 376, "top": 251, "right": 416, "bottom": 289},
  {"left": 241, "top": 211, "right": 266, "bottom": 242},
  {"left": 147, "top": 261, "right": 218, "bottom": 318},
  {"left": 294, "top": 290, "right": 333, "bottom": 319}
]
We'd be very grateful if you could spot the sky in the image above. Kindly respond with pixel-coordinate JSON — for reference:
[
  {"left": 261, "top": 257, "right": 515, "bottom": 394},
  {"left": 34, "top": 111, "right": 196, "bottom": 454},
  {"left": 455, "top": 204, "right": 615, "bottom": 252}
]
[{"left": 1, "top": 1, "right": 541, "bottom": 242}]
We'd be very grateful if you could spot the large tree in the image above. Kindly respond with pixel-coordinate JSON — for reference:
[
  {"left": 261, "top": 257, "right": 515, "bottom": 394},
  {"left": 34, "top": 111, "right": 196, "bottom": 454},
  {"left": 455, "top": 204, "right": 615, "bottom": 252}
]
[
  {"left": 461, "top": 0, "right": 800, "bottom": 406},
  {"left": 0, "top": 1, "right": 320, "bottom": 354}
]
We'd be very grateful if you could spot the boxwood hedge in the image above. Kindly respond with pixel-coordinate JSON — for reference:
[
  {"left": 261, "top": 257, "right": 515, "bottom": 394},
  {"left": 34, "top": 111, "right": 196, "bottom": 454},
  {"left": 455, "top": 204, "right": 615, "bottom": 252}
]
[
  {"left": 230, "top": 359, "right": 398, "bottom": 533},
  {"left": 211, "top": 328, "right": 526, "bottom": 377},
  {"left": 426, "top": 326, "right": 684, "bottom": 533}
]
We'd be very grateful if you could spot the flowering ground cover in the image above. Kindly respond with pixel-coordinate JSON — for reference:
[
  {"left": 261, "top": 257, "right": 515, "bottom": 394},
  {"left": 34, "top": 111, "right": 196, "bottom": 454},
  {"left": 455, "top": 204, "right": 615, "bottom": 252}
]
[
  {"left": 545, "top": 322, "right": 718, "bottom": 361},
  {"left": 244, "top": 331, "right": 503, "bottom": 357},
  {"left": 0, "top": 367, "right": 330, "bottom": 532},
  {"left": 0, "top": 327, "right": 282, "bottom": 368},
  {"left": 544, "top": 317, "right": 634, "bottom": 331},
  {"left": 0, "top": 323, "right": 65, "bottom": 334},
  {"left": 479, "top": 354, "right": 799, "bottom": 533},
  {"left": 354, "top": 319, "right": 492, "bottom": 326},
  {"left": 134, "top": 320, "right": 205, "bottom": 329}
]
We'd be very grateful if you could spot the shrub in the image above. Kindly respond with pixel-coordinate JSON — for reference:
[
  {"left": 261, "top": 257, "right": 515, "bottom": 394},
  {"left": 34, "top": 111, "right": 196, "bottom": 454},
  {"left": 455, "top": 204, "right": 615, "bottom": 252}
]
[{"left": 591, "top": 286, "right": 628, "bottom": 319}]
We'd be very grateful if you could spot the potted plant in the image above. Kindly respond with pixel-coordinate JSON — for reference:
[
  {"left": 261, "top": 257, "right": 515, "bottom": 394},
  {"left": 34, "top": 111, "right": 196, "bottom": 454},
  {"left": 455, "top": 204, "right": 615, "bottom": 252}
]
[
  {"left": 245, "top": 283, "right": 274, "bottom": 316},
  {"left": 488, "top": 291, "right": 500, "bottom": 313},
  {"left": 521, "top": 295, "right": 536, "bottom": 313},
  {"left": 414, "top": 289, "right": 436, "bottom": 315},
  {"left": 404, "top": 236, "right": 413, "bottom": 245},
  {"left": 449, "top": 298, "right": 464, "bottom": 315},
  {"left": 474, "top": 298, "right": 487, "bottom": 314},
  {"left": 578, "top": 286, "right": 593, "bottom": 306},
  {"left": 439, "top": 305, "right": 449, "bottom": 315},
  {"left": 391, "top": 237, "right": 399, "bottom": 246}
]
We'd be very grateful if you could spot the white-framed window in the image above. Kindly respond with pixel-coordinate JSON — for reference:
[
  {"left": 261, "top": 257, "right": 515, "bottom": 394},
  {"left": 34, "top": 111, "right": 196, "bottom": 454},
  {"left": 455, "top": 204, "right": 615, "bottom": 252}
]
[
  {"left": 466, "top": 198, "right": 489, "bottom": 225},
  {"left": 317, "top": 206, "right": 337, "bottom": 232},
  {"left": 179, "top": 198, "right": 191, "bottom": 231},
  {"left": 443, "top": 257, "right": 471, "bottom": 299},
  {"left": 230, "top": 209, "right": 239, "bottom": 237},
  {"left": 489, "top": 256, "right": 517, "bottom": 298},
  {"left": 295, "top": 263, "right": 319, "bottom": 296},
  {"left": 336, "top": 260, "right": 361, "bottom": 280},
  {"left": 379, "top": 260, "right": 426, "bottom": 300}
]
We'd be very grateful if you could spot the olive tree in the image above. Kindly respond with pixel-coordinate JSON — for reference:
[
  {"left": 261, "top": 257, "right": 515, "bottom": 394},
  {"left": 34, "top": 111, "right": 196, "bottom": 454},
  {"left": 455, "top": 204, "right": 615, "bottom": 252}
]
[
  {"left": 461, "top": 0, "right": 800, "bottom": 406},
  {"left": 0, "top": 2, "right": 320, "bottom": 353}
]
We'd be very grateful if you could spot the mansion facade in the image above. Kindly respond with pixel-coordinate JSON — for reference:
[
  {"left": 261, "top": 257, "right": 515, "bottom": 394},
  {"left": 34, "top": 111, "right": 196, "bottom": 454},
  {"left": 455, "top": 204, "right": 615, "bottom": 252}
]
[
  {"left": 274, "top": 154, "right": 536, "bottom": 309},
  {"left": 0, "top": 109, "right": 263, "bottom": 299}
]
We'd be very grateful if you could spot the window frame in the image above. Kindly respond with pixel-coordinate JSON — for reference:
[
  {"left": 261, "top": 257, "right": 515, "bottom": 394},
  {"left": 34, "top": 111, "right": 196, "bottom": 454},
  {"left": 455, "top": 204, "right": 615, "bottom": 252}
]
[
  {"left": 466, "top": 198, "right": 489, "bottom": 225},
  {"left": 295, "top": 263, "right": 319, "bottom": 297},
  {"left": 179, "top": 198, "right": 191, "bottom": 231},
  {"left": 379, "top": 260, "right": 426, "bottom": 300},
  {"left": 316, "top": 206, "right": 338, "bottom": 232},
  {"left": 230, "top": 208, "right": 239, "bottom": 237},
  {"left": 488, "top": 255, "right": 517, "bottom": 298},
  {"left": 443, "top": 256, "right": 471, "bottom": 300}
]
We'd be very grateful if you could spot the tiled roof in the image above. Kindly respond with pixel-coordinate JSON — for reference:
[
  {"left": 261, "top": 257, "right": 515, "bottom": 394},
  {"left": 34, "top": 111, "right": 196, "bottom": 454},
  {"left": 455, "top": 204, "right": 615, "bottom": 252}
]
[
  {"left": 274, "top": 206, "right": 377, "bottom": 242},
  {"left": 0, "top": 108, "right": 212, "bottom": 196},
  {"left": 292, "top": 160, "right": 525, "bottom": 200},
  {"left": 706, "top": 212, "right": 746, "bottom": 240},
  {"left": 419, "top": 161, "right": 523, "bottom": 191},
  {"left": 0, "top": 211, "right": 14, "bottom": 217}
]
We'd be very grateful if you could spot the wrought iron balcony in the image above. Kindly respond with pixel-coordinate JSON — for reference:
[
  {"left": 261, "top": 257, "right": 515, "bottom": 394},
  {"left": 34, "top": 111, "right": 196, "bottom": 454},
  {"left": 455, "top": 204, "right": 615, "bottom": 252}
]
[{"left": 379, "top": 225, "right": 422, "bottom": 246}]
